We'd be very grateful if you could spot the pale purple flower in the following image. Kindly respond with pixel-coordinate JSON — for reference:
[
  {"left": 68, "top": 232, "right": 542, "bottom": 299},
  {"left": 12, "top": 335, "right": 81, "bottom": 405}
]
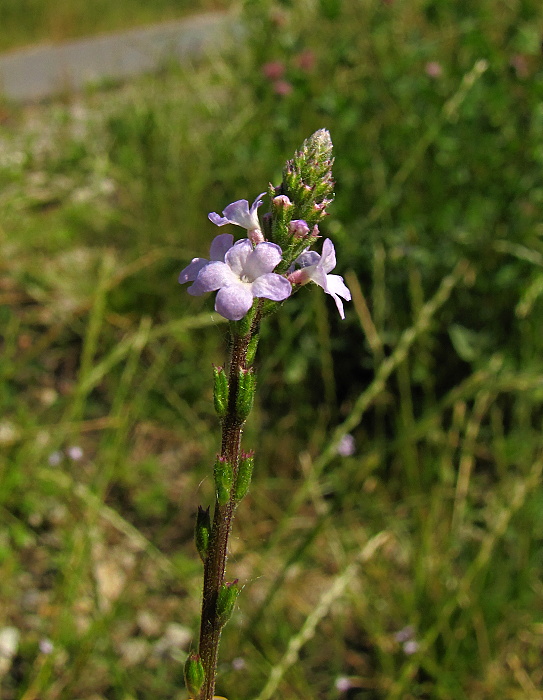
[
  {"left": 178, "top": 233, "right": 234, "bottom": 292},
  {"left": 394, "top": 625, "right": 415, "bottom": 643},
  {"left": 232, "top": 656, "right": 246, "bottom": 670},
  {"left": 191, "top": 239, "right": 292, "bottom": 321},
  {"left": 337, "top": 434, "right": 355, "bottom": 457},
  {"left": 209, "top": 193, "right": 266, "bottom": 244},
  {"left": 39, "top": 638, "right": 54, "bottom": 654},
  {"left": 335, "top": 676, "right": 353, "bottom": 692},
  {"left": 66, "top": 445, "right": 83, "bottom": 461},
  {"left": 403, "top": 640, "right": 420, "bottom": 655},
  {"left": 288, "top": 239, "right": 351, "bottom": 319},
  {"left": 48, "top": 451, "right": 62, "bottom": 466}
]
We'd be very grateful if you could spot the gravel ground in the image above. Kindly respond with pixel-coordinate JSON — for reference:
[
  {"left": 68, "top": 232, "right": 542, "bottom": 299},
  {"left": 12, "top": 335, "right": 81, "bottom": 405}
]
[{"left": 0, "top": 11, "right": 237, "bottom": 102}]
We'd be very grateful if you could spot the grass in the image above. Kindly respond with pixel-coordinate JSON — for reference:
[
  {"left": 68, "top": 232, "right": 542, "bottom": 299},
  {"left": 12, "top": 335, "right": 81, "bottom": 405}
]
[
  {"left": 1, "top": 0, "right": 543, "bottom": 698},
  {"left": 0, "top": 0, "right": 228, "bottom": 52}
]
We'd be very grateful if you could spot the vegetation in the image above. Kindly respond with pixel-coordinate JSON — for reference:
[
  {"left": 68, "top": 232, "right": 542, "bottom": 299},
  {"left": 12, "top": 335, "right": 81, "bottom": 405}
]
[{"left": 1, "top": 0, "right": 542, "bottom": 698}]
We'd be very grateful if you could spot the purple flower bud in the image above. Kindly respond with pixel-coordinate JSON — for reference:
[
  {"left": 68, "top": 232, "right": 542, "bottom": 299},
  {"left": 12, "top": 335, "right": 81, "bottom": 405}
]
[
  {"left": 288, "top": 219, "right": 310, "bottom": 239},
  {"left": 273, "top": 195, "right": 293, "bottom": 209}
]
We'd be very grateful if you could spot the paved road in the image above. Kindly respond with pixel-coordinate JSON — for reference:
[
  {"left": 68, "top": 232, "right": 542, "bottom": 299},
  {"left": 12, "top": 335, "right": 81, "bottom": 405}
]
[{"left": 0, "top": 12, "right": 236, "bottom": 102}]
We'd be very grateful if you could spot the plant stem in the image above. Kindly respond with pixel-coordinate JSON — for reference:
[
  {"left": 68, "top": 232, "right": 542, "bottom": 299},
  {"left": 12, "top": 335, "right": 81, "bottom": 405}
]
[{"left": 197, "top": 312, "right": 260, "bottom": 700}]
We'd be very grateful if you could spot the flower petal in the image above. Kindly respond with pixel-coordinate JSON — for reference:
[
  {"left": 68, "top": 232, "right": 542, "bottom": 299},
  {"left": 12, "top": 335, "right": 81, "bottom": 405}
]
[
  {"left": 209, "top": 194, "right": 265, "bottom": 232},
  {"left": 324, "top": 274, "right": 351, "bottom": 301},
  {"left": 320, "top": 239, "right": 337, "bottom": 274},
  {"left": 243, "top": 242, "right": 283, "bottom": 280},
  {"left": 251, "top": 273, "right": 292, "bottom": 301},
  {"left": 295, "top": 250, "right": 320, "bottom": 269},
  {"left": 208, "top": 212, "right": 231, "bottom": 227},
  {"left": 215, "top": 284, "right": 254, "bottom": 320},
  {"left": 178, "top": 258, "right": 208, "bottom": 284},
  {"left": 190, "top": 261, "right": 237, "bottom": 294},
  {"left": 221, "top": 199, "right": 252, "bottom": 227},
  {"left": 250, "top": 192, "right": 266, "bottom": 214},
  {"left": 209, "top": 233, "right": 234, "bottom": 261},
  {"left": 225, "top": 239, "right": 253, "bottom": 277},
  {"left": 308, "top": 265, "right": 328, "bottom": 290},
  {"left": 330, "top": 292, "right": 346, "bottom": 320}
]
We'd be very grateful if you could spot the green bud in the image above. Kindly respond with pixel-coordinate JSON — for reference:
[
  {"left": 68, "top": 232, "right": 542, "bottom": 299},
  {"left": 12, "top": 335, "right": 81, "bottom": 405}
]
[
  {"left": 246, "top": 334, "right": 259, "bottom": 366},
  {"left": 234, "top": 451, "right": 254, "bottom": 502},
  {"left": 184, "top": 652, "right": 205, "bottom": 699},
  {"left": 214, "top": 456, "right": 233, "bottom": 506},
  {"left": 270, "top": 192, "right": 294, "bottom": 248},
  {"left": 213, "top": 365, "right": 229, "bottom": 419},
  {"left": 236, "top": 368, "right": 256, "bottom": 421},
  {"left": 216, "top": 580, "right": 241, "bottom": 627},
  {"left": 195, "top": 506, "right": 211, "bottom": 562}
]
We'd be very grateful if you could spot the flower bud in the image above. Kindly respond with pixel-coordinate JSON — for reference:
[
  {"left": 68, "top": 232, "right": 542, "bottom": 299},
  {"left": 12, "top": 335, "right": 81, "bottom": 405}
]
[
  {"left": 234, "top": 451, "right": 254, "bottom": 502},
  {"left": 184, "top": 653, "right": 205, "bottom": 699},
  {"left": 195, "top": 506, "right": 212, "bottom": 562},
  {"left": 214, "top": 456, "right": 233, "bottom": 506},
  {"left": 270, "top": 194, "right": 294, "bottom": 248},
  {"left": 288, "top": 219, "right": 310, "bottom": 239},
  {"left": 216, "top": 581, "right": 241, "bottom": 627},
  {"left": 236, "top": 368, "right": 256, "bottom": 422},
  {"left": 213, "top": 365, "right": 229, "bottom": 419},
  {"left": 246, "top": 334, "right": 260, "bottom": 365},
  {"left": 272, "top": 194, "right": 293, "bottom": 210}
]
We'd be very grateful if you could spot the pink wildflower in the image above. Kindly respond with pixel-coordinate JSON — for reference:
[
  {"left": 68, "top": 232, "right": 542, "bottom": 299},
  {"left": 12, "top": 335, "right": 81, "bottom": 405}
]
[
  {"left": 294, "top": 49, "right": 316, "bottom": 73},
  {"left": 425, "top": 61, "right": 443, "bottom": 78},
  {"left": 273, "top": 80, "right": 293, "bottom": 96},
  {"left": 262, "top": 61, "right": 286, "bottom": 80}
]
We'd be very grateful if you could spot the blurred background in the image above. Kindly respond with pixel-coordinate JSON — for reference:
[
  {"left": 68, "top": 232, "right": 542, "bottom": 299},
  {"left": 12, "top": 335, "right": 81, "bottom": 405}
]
[{"left": 1, "top": 0, "right": 543, "bottom": 698}]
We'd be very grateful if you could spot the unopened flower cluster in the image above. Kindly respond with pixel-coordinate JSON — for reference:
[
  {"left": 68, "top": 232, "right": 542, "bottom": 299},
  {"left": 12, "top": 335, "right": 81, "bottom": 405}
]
[{"left": 179, "top": 130, "right": 351, "bottom": 321}]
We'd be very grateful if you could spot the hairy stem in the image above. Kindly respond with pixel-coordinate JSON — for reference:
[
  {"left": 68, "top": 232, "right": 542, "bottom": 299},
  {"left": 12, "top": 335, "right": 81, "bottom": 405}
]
[{"left": 197, "top": 310, "right": 260, "bottom": 699}]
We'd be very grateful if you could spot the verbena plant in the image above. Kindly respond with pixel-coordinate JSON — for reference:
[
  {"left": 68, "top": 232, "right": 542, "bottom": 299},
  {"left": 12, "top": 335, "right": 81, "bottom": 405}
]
[{"left": 178, "top": 130, "right": 351, "bottom": 700}]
